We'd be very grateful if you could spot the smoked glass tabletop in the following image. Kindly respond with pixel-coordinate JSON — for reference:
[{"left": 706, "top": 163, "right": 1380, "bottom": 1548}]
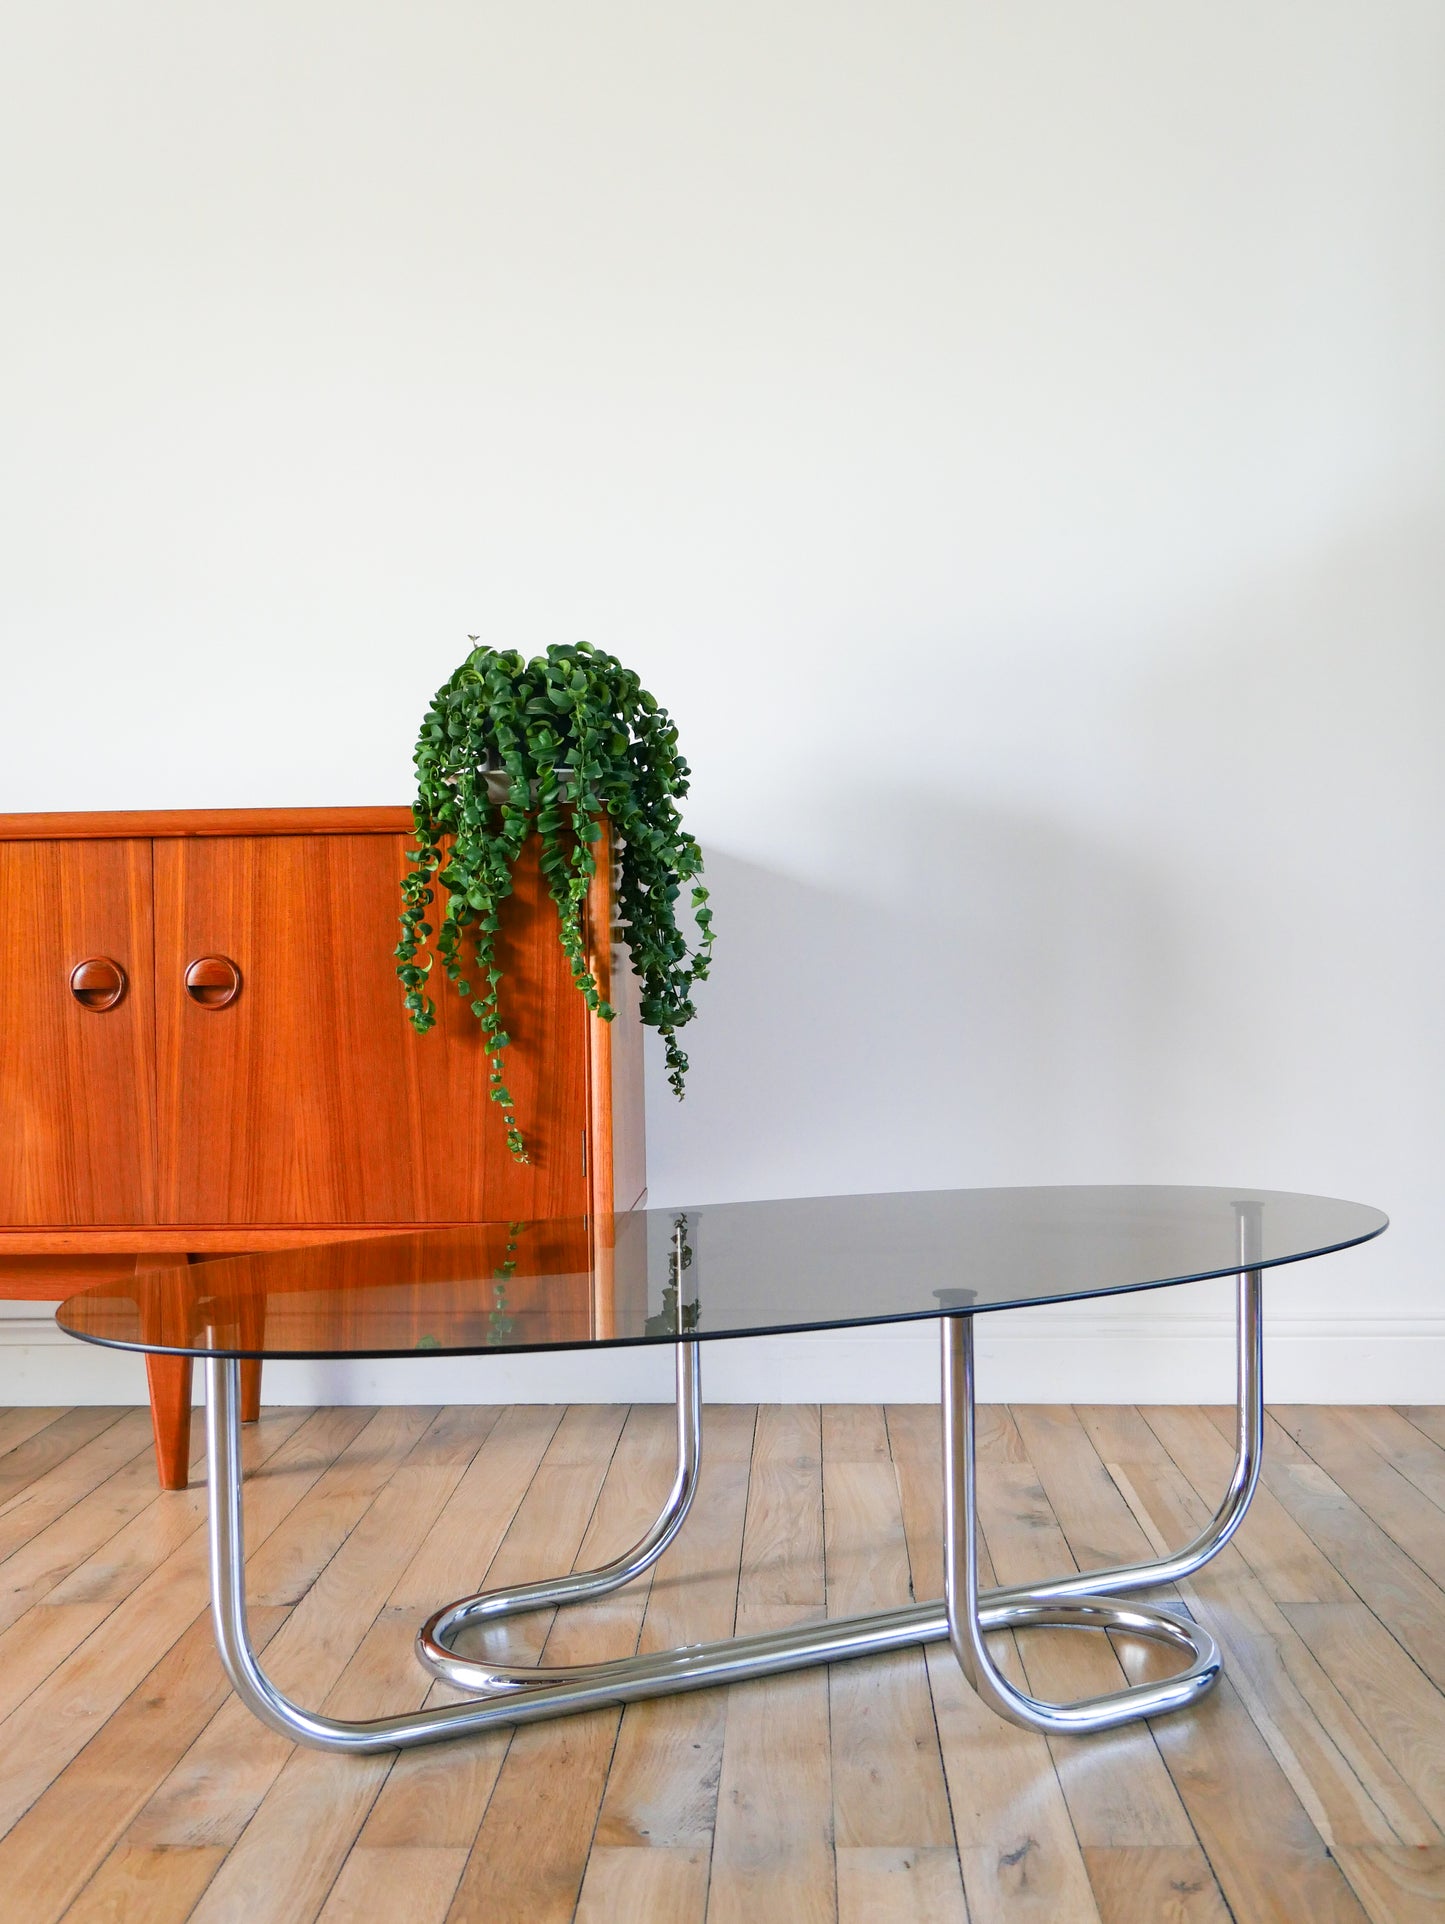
[{"left": 56, "top": 1186, "right": 1387, "bottom": 1362}]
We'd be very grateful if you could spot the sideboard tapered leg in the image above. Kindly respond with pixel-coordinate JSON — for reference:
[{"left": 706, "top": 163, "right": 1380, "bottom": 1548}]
[
  {"left": 145, "top": 1351, "right": 194, "bottom": 1490},
  {"left": 138, "top": 1253, "right": 197, "bottom": 1488}
]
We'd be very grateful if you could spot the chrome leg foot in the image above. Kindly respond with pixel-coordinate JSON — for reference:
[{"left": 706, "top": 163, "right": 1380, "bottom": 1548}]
[{"left": 942, "top": 1314, "right": 1221, "bottom": 1733}]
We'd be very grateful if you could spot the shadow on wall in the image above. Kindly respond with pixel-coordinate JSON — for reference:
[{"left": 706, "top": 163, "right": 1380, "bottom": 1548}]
[
  {"left": 650, "top": 511, "right": 1443, "bottom": 1232},
  {"left": 644, "top": 787, "right": 1186, "bottom": 1207},
  {"left": 1117, "top": 506, "right": 1444, "bottom": 1164}
]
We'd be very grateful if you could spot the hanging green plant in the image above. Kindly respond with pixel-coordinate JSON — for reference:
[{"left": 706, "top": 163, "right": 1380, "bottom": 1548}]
[{"left": 395, "top": 640, "right": 714, "bottom": 1161}]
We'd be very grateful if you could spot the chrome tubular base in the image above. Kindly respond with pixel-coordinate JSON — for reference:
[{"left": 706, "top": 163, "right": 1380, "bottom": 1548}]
[{"left": 203, "top": 1257, "right": 1262, "bottom": 1753}]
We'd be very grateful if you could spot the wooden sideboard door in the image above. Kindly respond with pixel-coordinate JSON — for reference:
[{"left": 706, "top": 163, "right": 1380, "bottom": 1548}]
[
  {"left": 0, "top": 839, "right": 157, "bottom": 1223},
  {"left": 152, "top": 834, "right": 590, "bottom": 1225}
]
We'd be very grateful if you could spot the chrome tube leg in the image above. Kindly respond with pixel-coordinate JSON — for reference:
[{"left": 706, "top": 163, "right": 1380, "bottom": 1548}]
[
  {"left": 416, "top": 1340, "right": 702, "bottom": 1687},
  {"left": 1014, "top": 1231, "right": 1264, "bottom": 1608},
  {"left": 941, "top": 1315, "right": 1222, "bottom": 1733},
  {"left": 203, "top": 1354, "right": 434, "bottom": 1752}
]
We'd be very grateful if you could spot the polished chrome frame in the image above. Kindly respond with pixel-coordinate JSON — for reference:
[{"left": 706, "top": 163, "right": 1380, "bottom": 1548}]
[{"left": 204, "top": 1250, "right": 1263, "bottom": 1752}]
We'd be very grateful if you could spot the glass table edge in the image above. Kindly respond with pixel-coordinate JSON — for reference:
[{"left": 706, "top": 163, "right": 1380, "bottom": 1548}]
[{"left": 53, "top": 1215, "right": 1389, "bottom": 1363}]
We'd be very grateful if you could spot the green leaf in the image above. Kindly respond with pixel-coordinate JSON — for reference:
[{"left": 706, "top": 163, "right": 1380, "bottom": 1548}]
[{"left": 398, "top": 638, "right": 714, "bottom": 1161}]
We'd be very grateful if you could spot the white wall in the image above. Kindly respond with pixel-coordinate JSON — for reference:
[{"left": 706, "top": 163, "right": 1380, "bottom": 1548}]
[{"left": 2, "top": 3, "right": 1442, "bottom": 1403}]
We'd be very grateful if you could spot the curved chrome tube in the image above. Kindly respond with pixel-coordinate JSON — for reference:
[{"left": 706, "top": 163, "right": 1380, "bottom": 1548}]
[
  {"left": 1013, "top": 1260, "right": 1263, "bottom": 1607},
  {"left": 203, "top": 1253, "right": 1262, "bottom": 1751},
  {"left": 205, "top": 1351, "right": 721, "bottom": 1754},
  {"left": 416, "top": 1340, "right": 701, "bottom": 1691},
  {"left": 943, "top": 1313, "right": 1221, "bottom": 1733}
]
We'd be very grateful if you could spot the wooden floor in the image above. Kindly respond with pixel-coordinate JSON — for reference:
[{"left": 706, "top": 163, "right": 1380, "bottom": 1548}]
[{"left": 1, "top": 1402, "right": 1444, "bottom": 1924}]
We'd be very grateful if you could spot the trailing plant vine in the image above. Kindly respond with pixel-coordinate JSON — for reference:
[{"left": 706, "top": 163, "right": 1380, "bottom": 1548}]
[
  {"left": 396, "top": 641, "right": 714, "bottom": 1160},
  {"left": 645, "top": 1214, "right": 699, "bottom": 1337},
  {"left": 488, "top": 1221, "right": 521, "bottom": 1345}
]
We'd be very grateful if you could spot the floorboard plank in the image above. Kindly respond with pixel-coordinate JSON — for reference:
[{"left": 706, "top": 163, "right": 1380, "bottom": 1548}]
[
  {"left": 706, "top": 1403, "right": 836, "bottom": 1924},
  {"left": 0, "top": 1410, "right": 126, "bottom": 1512},
  {"left": 1081, "top": 1846, "right": 1231, "bottom": 1924},
  {"left": 1283, "top": 1602, "right": 1445, "bottom": 1835},
  {"left": 1109, "top": 1452, "right": 1439, "bottom": 1850},
  {"left": 442, "top": 1404, "right": 640, "bottom": 1924},
  {"left": 315, "top": 1845, "right": 467, "bottom": 1924},
  {"left": 59, "top": 1844, "right": 227, "bottom": 1924},
  {"left": 0, "top": 1411, "right": 299, "bottom": 1639},
  {"left": 0, "top": 1412, "right": 159, "bottom": 1568},
  {"left": 1255, "top": 1454, "right": 1445, "bottom": 1689},
  {"left": 1277, "top": 1406, "right": 1445, "bottom": 1589},
  {"left": 1333, "top": 1844, "right": 1445, "bottom": 1924},
  {"left": 0, "top": 1409, "right": 71, "bottom": 1465},
  {"left": 824, "top": 1405, "right": 959, "bottom": 1871},
  {"left": 576, "top": 1844, "right": 710, "bottom": 1921},
  {"left": 3, "top": 1608, "right": 290, "bottom": 1924},
  {"left": 592, "top": 1402, "right": 754, "bottom": 1873},
  {"left": 836, "top": 1846, "right": 973, "bottom": 1923},
  {"left": 0, "top": 1423, "right": 344, "bottom": 1923},
  {"left": 1147, "top": 1674, "right": 1370, "bottom": 1924},
  {"left": 355, "top": 1405, "right": 562, "bottom": 1854},
  {"left": 1398, "top": 1406, "right": 1445, "bottom": 1452},
  {"left": 0, "top": 1406, "right": 353, "bottom": 1848},
  {"left": 1332, "top": 1407, "right": 1445, "bottom": 1515}
]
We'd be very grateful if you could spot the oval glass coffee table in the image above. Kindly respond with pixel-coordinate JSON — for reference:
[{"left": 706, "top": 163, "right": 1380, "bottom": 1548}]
[{"left": 57, "top": 1185, "right": 1386, "bottom": 1755}]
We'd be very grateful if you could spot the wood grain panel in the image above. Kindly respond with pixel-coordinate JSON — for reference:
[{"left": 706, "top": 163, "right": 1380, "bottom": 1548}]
[
  {"left": 0, "top": 1227, "right": 486, "bottom": 1254},
  {"left": 0, "top": 807, "right": 412, "bottom": 841},
  {"left": 0, "top": 839, "right": 157, "bottom": 1225},
  {"left": 0, "top": 1255, "right": 137, "bottom": 1301},
  {"left": 153, "top": 834, "right": 589, "bottom": 1225}
]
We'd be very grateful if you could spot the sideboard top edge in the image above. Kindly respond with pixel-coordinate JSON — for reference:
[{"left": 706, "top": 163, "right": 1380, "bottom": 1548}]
[{"left": 0, "top": 807, "right": 415, "bottom": 839}]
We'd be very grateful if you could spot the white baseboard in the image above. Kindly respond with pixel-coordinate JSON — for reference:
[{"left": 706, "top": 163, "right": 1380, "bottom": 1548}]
[{"left": 4, "top": 1307, "right": 1442, "bottom": 1406}]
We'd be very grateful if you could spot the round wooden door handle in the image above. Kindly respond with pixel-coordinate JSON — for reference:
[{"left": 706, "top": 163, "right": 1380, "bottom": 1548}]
[
  {"left": 184, "top": 955, "right": 242, "bottom": 1009},
  {"left": 69, "top": 956, "right": 127, "bottom": 1011}
]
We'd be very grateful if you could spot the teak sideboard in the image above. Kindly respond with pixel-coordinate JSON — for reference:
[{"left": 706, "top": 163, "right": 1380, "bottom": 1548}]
[{"left": 0, "top": 807, "right": 646, "bottom": 1487}]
